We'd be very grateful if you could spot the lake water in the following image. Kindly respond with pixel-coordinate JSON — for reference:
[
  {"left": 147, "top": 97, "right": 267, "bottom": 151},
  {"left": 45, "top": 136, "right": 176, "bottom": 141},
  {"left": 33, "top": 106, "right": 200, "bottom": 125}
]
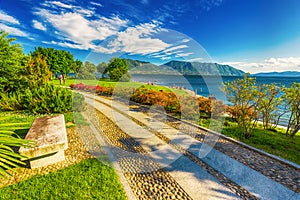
[
  {"left": 131, "top": 74, "right": 300, "bottom": 126},
  {"left": 132, "top": 74, "right": 300, "bottom": 98}
]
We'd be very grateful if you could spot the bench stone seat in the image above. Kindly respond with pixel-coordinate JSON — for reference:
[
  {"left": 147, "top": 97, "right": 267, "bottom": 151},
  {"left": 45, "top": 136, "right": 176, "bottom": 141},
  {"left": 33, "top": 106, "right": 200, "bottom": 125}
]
[{"left": 19, "top": 114, "right": 68, "bottom": 168}]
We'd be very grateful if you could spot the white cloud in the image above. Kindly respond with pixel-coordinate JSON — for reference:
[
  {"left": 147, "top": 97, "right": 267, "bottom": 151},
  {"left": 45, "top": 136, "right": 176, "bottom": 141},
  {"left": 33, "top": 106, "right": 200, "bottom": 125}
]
[
  {"left": 32, "top": 20, "right": 46, "bottom": 31},
  {"left": 0, "top": 10, "right": 20, "bottom": 24},
  {"left": 34, "top": 4, "right": 195, "bottom": 58},
  {"left": 35, "top": 9, "right": 128, "bottom": 50},
  {"left": 77, "top": 8, "right": 94, "bottom": 17},
  {"left": 163, "top": 45, "right": 188, "bottom": 53},
  {"left": 51, "top": 1, "right": 73, "bottom": 9},
  {"left": 221, "top": 57, "right": 300, "bottom": 73},
  {"left": 0, "top": 23, "right": 28, "bottom": 37},
  {"left": 181, "top": 38, "right": 190, "bottom": 43},
  {"left": 43, "top": 1, "right": 94, "bottom": 16},
  {"left": 161, "top": 56, "right": 171, "bottom": 60},
  {"left": 106, "top": 22, "right": 170, "bottom": 55},
  {"left": 175, "top": 52, "right": 193, "bottom": 57},
  {"left": 90, "top": 2, "right": 103, "bottom": 7}
]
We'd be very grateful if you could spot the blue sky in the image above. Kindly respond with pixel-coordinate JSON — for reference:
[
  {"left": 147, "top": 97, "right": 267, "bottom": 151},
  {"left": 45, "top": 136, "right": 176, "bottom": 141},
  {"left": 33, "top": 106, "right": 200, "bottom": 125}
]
[{"left": 1, "top": 0, "right": 300, "bottom": 73}]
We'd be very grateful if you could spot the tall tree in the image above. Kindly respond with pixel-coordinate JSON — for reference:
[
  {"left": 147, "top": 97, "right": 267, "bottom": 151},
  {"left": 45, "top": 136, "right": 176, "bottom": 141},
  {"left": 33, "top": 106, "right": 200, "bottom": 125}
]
[
  {"left": 284, "top": 83, "right": 300, "bottom": 137},
  {"left": 106, "top": 58, "right": 130, "bottom": 82},
  {"left": 71, "top": 59, "right": 83, "bottom": 74},
  {"left": 257, "top": 83, "right": 285, "bottom": 129},
  {"left": 0, "top": 31, "right": 25, "bottom": 93},
  {"left": 77, "top": 61, "right": 97, "bottom": 80},
  {"left": 224, "top": 74, "right": 259, "bottom": 138},
  {"left": 97, "top": 62, "right": 108, "bottom": 77},
  {"left": 30, "top": 46, "right": 74, "bottom": 77}
]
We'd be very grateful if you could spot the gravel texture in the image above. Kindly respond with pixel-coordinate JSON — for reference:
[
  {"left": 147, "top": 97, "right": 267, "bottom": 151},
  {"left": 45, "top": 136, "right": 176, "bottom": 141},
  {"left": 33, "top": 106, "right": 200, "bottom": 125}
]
[{"left": 83, "top": 105, "right": 193, "bottom": 200}]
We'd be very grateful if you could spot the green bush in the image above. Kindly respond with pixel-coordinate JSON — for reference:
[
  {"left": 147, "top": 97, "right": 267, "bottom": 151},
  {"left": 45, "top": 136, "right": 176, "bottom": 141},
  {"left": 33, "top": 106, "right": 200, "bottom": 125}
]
[{"left": 0, "top": 84, "right": 86, "bottom": 114}]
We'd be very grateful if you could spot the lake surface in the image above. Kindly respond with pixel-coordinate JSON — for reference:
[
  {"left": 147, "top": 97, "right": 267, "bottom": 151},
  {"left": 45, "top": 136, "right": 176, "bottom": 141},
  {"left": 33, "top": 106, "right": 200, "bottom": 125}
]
[
  {"left": 132, "top": 74, "right": 300, "bottom": 98},
  {"left": 131, "top": 74, "right": 300, "bottom": 126}
]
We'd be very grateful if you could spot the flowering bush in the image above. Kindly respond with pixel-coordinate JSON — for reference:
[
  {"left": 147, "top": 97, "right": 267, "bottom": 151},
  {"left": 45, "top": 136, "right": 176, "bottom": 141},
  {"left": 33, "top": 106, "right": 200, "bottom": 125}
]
[{"left": 70, "top": 83, "right": 222, "bottom": 119}]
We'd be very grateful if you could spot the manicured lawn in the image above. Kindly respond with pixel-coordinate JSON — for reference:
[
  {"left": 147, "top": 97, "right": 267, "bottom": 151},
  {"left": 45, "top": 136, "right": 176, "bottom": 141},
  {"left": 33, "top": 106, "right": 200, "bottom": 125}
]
[
  {"left": 51, "top": 78, "right": 189, "bottom": 95},
  {"left": 0, "top": 158, "right": 127, "bottom": 200},
  {"left": 200, "top": 118, "right": 300, "bottom": 165}
]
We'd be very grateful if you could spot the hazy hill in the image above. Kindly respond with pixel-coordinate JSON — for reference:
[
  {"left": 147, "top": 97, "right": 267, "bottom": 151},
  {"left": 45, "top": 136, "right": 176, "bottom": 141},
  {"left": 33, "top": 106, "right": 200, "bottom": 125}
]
[
  {"left": 126, "top": 59, "right": 245, "bottom": 76},
  {"left": 163, "top": 60, "right": 245, "bottom": 76},
  {"left": 253, "top": 71, "right": 300, "bottom": 77}
]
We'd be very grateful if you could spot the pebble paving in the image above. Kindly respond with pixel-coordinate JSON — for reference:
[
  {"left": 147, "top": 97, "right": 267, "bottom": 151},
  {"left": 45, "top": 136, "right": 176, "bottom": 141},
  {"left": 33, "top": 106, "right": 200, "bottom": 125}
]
[
  {"left": 84, "top": 105, "right": 193, "bottom": 200},
  {"left": 86, "top": 93, "right": 300, "bottom": 199}
]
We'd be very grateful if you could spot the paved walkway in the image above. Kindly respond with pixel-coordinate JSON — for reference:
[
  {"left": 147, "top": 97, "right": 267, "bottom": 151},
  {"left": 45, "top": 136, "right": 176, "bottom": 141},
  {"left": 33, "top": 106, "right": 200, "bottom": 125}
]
[{"left": 81, "top": 92, "right": 300, "bottom": 200}]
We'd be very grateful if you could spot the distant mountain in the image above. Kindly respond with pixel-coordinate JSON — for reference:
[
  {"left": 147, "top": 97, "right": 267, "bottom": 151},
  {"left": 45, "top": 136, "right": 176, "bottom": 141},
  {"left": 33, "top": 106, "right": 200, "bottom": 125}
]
[
  {"left": 126, "top": 59, "right": 245, "bottom": 76},
  {"left": 126, "top": 59, "right": 150, "bottom": 69},
  {"left": 253, "top": 71, "right": 300, "bottom": 77},
  {"left": 163, "top": 60, "right": 245, "bottom": 76}
]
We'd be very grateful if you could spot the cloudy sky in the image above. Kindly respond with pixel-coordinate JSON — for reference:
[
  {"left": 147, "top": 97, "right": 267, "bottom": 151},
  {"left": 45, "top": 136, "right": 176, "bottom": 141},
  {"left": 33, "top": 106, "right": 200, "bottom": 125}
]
[{"left": 1, "top": 0, "right": 300, "bottom": 73}]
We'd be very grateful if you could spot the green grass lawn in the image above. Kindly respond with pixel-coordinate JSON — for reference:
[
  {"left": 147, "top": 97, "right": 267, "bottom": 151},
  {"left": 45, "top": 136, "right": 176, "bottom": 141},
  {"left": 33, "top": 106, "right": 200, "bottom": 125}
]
[
  {"left": 200, "top": 118, "right": 300, "bottom": 165},
  {"left": 0, "top": 158, "right": 127, "bottom": 200},
  {"left": 51, "top": 78, "right": 189, "bottom": 96}
]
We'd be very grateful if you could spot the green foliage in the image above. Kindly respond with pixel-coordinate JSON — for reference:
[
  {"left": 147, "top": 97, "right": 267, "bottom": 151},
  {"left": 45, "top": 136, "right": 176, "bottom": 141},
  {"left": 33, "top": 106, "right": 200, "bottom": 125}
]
[
  {"left": 0, "top": 158, "right": 127, "bottom": 199},
  {"left": 30, "top": 46, "right": 74, "bottom": 76},
  {"left": 0, "top": 31, "right": 25, "bottom": 94},
  {"left": 77, "top": 61, "right": 97, "bottom": 80},
  {"left": 71, "top": 59, "right": 82, "bottom": 74},
  {"left": 22, "top": 85, "right": 72, "bottom": 114},
  {"left": 257, "top": 83, "right": 285, "bottom": 129},
  {"left": 107, "top": 58, "right": 130, "bottom": 82},
  {"left": 72, "top": 92, "right": 86, "bottom": 112},
  {"left": 0, "top": 85, "right": 86, "bottom": 114},
  {"left": 284, "top": 83, "right": 300, "bottom": 137},
  {"left": 97, "top": 62, "right": 108, "bottom": 74},
  {"left": 21, "top": 55, "right": 52, "bottom": 88},
  {"left": 0, "top": 112, "right": 36, "bottom": 180},
  {"left": 0, "top": 131, "right": 33, "bottom": 179},
  {"left": 224, "top": 74, "right": 259, "bottom": 138}
]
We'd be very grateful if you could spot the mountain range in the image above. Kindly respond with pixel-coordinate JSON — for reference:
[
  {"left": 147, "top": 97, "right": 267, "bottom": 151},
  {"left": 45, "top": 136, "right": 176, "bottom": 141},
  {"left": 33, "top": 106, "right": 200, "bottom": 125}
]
[
  {"left": 253, "top": 71, "right": 300, "bottom": 77},
  {"left": 127, "top": 59, "right": 245, "bottom": 76}
]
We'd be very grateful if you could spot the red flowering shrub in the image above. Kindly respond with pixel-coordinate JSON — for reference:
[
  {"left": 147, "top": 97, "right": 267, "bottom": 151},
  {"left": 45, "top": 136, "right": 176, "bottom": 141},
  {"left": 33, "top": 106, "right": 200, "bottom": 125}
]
[{"left": 69, "top": 83, "right": 75, "bottom": 89}]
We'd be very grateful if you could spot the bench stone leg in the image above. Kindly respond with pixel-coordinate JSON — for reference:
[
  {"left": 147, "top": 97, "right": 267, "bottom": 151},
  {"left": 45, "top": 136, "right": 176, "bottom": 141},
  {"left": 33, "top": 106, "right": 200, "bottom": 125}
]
[{"left": 29, "top": 151, "right": 65, "bottom": 169}]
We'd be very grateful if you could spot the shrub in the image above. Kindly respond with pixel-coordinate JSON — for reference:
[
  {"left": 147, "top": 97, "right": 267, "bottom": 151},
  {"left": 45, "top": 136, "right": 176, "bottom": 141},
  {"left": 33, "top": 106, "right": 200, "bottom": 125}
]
[{"left": 0, "top": 84, "right": 86, "bottom": 114}]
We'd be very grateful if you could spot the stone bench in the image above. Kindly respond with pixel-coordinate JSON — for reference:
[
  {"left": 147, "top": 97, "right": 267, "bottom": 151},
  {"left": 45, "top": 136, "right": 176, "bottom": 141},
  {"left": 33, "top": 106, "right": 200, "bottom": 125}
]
[{"left": 19, "top": 114, "right": 68, "bottom": 169}]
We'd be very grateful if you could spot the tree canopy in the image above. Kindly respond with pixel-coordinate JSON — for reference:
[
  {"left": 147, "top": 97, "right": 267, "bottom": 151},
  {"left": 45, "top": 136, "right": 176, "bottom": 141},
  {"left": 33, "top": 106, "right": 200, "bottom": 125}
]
[
  {"left": 30, "top": 46, "right": 74, "bottom": 76},
  {"left": 106, "top": 58, "right": 130, "bottom": 82},
  {"left": 77, "top": 61, "right": 97, "bottom": 80},
  {"left": 0, "top": 31, "right": 25, "bottom": 93}
]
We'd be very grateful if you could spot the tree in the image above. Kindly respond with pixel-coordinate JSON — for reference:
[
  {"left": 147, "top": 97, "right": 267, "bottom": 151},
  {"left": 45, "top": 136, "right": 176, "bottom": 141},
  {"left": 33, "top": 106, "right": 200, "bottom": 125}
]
[
  {"left": 97, "top": 62, "right": 108, "bottom": 74},
  {"left": 224, "top": 74, "right": 259, "bottom": 138},
  {"left": 257, "top": 83, "right": 285, "bottom": 129},
  {"left": 106, "top": 58, "right": 130, "bottom": 82},
  {"left": 77, "top": 61, "right": 97, "bottom": 80},
  {"left": 0, "top": 31, "right": 25, "bottom": 94},
  {"left": 71, "top": 59, "right": 82, "bottom": 74},
  {"left": 21, "top": 55, "right": 52, "bottom": 87},
  {"left": 30, "top": 46, "right": 74, "bottom": 77},
  {"left": 284, "top": 83, "right": 300, "bottom": 137}
]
